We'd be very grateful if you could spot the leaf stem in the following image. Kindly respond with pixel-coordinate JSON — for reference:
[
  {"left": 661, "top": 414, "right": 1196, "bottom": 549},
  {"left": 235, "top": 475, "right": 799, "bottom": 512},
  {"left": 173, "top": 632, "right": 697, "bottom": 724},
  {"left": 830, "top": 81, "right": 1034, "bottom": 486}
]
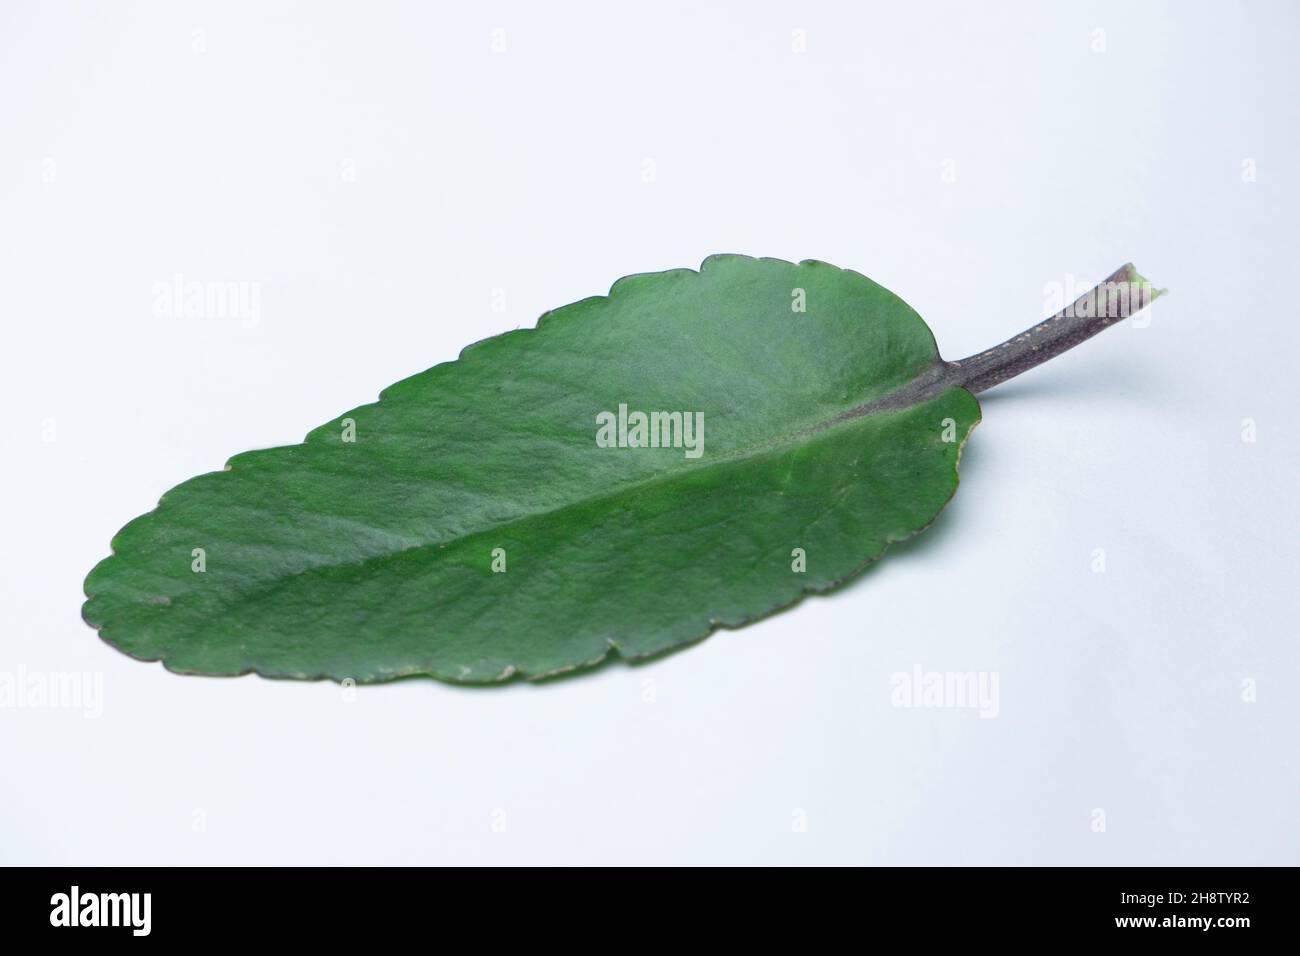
[{"left": 944, "top": 263, "right": 1165, "bottom": 394}]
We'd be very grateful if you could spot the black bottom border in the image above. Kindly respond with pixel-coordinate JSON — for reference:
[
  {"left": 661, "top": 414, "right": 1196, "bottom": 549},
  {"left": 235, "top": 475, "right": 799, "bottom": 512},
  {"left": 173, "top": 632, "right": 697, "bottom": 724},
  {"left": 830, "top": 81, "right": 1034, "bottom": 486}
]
[{"left": 0, "top": 866, "right": 1287, "bottom": 942}]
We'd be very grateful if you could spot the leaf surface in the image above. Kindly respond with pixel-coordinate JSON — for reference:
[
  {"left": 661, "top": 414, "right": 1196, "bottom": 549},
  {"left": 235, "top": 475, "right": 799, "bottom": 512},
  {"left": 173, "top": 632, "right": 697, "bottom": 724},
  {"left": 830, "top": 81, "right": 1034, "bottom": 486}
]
[{"left": 83, "top": 255, "right": 980, "bottom": 682}]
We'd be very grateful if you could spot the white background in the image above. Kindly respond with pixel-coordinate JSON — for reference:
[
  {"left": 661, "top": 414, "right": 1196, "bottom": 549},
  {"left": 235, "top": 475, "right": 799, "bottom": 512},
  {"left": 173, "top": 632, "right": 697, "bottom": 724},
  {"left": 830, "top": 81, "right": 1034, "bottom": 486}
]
[{"left": 2, "top": 0, "right": 1297, "bottom": 865}]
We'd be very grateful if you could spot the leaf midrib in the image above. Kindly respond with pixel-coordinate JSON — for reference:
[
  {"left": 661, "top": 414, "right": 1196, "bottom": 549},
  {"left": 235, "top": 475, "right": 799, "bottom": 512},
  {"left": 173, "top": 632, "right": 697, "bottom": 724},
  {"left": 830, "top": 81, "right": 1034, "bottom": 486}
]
[{"left": 120, "top": 358, "right": 958, "bottom": 621}]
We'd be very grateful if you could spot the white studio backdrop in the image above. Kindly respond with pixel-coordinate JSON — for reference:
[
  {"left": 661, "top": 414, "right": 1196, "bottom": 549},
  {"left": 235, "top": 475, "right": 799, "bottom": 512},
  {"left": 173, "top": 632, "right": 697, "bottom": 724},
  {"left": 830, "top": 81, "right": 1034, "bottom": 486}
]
[{"left": 1, "top": 0, "right": 1297, "bottom": 865}]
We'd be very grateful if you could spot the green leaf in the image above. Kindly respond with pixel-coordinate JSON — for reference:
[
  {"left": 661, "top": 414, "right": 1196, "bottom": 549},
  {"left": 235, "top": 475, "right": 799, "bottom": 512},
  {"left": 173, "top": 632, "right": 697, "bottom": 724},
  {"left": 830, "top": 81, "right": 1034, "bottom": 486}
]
[{"left": 82, "top": 254, "right": 986, "bottom": 683}]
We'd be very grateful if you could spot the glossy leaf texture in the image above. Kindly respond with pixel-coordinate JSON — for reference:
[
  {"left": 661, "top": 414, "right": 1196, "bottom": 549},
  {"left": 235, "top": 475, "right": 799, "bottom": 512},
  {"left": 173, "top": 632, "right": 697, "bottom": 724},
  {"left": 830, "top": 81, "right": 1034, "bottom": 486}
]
[{"left": 83, "top": 255, "right": 980, "bottom": 683}]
